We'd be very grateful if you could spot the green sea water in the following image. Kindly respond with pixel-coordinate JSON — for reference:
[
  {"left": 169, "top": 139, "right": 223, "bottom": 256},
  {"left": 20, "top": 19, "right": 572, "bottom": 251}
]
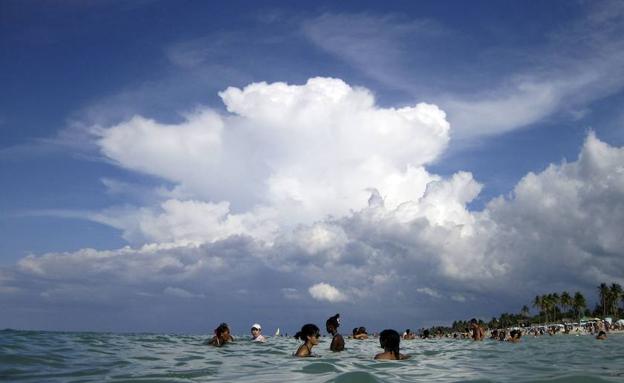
[{"left": 1, "top": 329, "right": 623, "bottom": 382}]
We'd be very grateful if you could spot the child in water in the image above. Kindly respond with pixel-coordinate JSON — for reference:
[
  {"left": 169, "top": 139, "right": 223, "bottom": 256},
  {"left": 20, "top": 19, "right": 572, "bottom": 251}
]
[
  {"left": 207, "top": 323, "right": 234, "bottom": 347},
  {"left": 294, "top": 324, "right": 321, "bottom": 357},
  {"left": 374, "top": 329, "right": 410, "bottom": 360},
  {"left": 326, "top": 313, "right": 345, "bottom": 352}
]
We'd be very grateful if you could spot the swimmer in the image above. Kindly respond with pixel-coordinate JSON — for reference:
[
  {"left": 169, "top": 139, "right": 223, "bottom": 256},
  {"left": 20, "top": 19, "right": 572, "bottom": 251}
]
[
  {"left": 421, "top": 329, "right": 430, "bottom": 339},
  {"left": 490, "top": 329, "right": 499, "bottom": 340},
  {"left": 294, "top": 324, "right": 321, "bottom": 357},
  {"left": 498, "top": 330, "right": 507, "bottom": 341},
  {"left": 509, "top": 330, "right": 522, "bottom": 343},
  {"left": 206, "top": 322, "right": 234, "bottom": 347},
  {"left": 353, "top": 326, "right": 369, "bottom": 340},
  {"left": 326, "top": 314, "right": 345, "bottom": 352},
  {"left": 596, "top": 331, "right": 607, "bottom": 340},
  {"left": 470, "top": 319, "right": 485, "bottom": 341},
  {"left": 251, "top": 323, "right": 266, "bottom": 342},
  {"left": 402, "top": 329, "right": 415, "bottom": 340},
  {"left": 374, "top": 329, "right": 410, "bottom": 360}
]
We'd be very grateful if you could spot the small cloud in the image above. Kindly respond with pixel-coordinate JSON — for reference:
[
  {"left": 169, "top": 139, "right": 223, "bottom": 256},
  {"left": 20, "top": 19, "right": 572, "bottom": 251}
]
[
  {"left": 281, "top": 287, "right": 301, "bottom": 300},
  {"left": 451, "top": 294, "right": 467, "bottom": 302},
  {"left": 163, "top": 287, "right": 204, "bottom": 299},
  {"left": 416, "top": 287, "right": 442, "bottom": 298},
  {"left": 308, "top": 282, "right": 347, "bottom": 302}
]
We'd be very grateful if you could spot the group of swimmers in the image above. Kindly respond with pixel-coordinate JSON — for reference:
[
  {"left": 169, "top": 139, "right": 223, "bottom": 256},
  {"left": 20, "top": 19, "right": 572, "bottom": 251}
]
[
  {"left": 206, "top": 313, "right": 409, "bottom": 360},
  {"left": 206, "top": 315, "right": 610, "bottom": 357}
]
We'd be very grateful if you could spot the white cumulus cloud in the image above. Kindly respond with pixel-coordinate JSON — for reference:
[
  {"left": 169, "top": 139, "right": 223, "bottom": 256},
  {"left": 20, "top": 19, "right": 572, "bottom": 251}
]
[
  {"left": 93, "top": 77, "right": 450, "bottom": 244},
  {"left": 308, "top": 282, "right": 347, "bottom": 302}
]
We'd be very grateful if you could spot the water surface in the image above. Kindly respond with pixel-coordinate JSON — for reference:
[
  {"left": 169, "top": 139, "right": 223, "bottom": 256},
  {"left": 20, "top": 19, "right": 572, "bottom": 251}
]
[{"left": 1, "top": 330, "right": 623, "bottom": 382}]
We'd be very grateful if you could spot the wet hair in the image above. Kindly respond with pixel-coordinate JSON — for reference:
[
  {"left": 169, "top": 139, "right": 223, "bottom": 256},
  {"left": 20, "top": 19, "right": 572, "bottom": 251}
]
[
  {"left": 353, "top": 328, "right": 358, "bottom": 336},
  {"left": 358, "top": 326, "right": 367, "bottom": 334},
  {"left": 470, "top": 318, "right": 477, "bottom": 325},
  {"left": 379, "top": 329, "right": 401, "bottom": 359},
  {"left": 405, "top": 329, "right": 411, "bottom": 335},
  {"left": 326, "top": 313, "right": 340, "bottom": 329},
  {"left": 422, "top": 329, "right": 430, "bottom": 339},
  {"left": 294, "top": 324, "right": 320, "bottom": 341},
  {"left": 598, "top": 331, "right": 606, "bottom": 336},
  {"left": 215, "top": 323, "right": 230, "bottom": 336}
]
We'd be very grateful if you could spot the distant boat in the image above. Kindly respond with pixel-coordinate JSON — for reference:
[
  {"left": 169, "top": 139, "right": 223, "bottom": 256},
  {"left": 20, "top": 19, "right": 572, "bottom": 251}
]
[{"left": 275, "top": 328, "right": 280, "bottom": 336}]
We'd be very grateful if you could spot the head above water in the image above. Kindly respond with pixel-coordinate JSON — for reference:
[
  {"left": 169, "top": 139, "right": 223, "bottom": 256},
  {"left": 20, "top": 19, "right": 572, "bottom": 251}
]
[
  {"left": 326, "top": 313, "right": 340, "bottom": 332},
  {"left": 215, "top": 323, "right": 230, "bottom": 336},
  {"left": 294, "top": 324, "right": 320, "bottom": 342},
  {"left": 379, "top": 329, "right": 400, "bottom": 353}
]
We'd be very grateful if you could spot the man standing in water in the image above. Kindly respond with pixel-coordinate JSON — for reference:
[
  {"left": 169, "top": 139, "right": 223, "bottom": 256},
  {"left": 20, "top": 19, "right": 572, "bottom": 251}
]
[
  {"left": 326, "top": 313, "right": 345, "bottom": 351},
  {"left": 470, "top": 319, "right": 485, "bottom": 341}
]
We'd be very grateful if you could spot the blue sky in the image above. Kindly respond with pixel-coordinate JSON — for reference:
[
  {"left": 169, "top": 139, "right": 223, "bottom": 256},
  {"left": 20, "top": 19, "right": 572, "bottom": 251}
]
[{"left": 1, "top": 0, "right": 624, "bottom": 333}]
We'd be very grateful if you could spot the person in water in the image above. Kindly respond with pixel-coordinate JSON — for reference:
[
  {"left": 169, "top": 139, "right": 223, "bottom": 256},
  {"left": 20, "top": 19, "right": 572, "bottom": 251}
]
[
  {"left": 402, "top": 329, "right": 415, "bottom": 340},
  {"left": 207, "top": 322, "right": 234, "bottom": 347},
  {"left": 374, "top": 329, "right": 409, "bottom": 360},
  {"left": 470, "top": 319, "right": 485, "bottom": 341},
  {"left": 294, "top": 324, "right": 321, "bottom": 357},
  {"left": 352, "top": 326, "right": 368, "bottom": 340},
  {"left": 508, "top": 329, "right": 522, "bottom": 343},
  {"left": 251, "top": 323, "right": 266, "bottom": 342},
  {"left": 326, "top": 313, "right": 345, "bottom": 352},
  {"left": 596, "top": 331, "right": 607, "bottom": 340}
]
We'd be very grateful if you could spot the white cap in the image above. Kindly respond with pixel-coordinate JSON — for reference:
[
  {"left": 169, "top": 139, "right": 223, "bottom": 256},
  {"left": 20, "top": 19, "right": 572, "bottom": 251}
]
[{"left": 252, "top": 323, "right": 262, "bottom": 330}]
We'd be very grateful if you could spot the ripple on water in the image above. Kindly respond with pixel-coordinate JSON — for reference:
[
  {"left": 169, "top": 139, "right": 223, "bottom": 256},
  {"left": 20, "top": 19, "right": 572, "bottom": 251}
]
[
  {"left": 329, "top": 371, "right": 383, "bottom": 383},
  {"left": 301, "top": 362, "right": 342, "bottom": 374}
]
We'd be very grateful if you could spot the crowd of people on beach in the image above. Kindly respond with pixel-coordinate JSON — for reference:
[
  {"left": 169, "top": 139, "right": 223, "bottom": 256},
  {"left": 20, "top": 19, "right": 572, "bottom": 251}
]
[{"left": 203, "top": 314, "right": 616, "bottom": 359}]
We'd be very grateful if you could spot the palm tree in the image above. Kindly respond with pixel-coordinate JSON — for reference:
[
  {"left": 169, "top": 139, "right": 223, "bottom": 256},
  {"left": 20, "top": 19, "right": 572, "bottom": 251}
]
[
  {"left": 552, "top": 293, "right": 560, "bottom": 322},
  {"left": 573, "top": 291, "right": 586, "bottom": 322},
  {"left": 521, "top": 305, "right": 530, "bottom": 318},
  {"left": 542, "top": 294, "right": 554, "bottom": 323},
  {"left": 533, "top": 295, "right": 543, "bottom": 323},
  {"left": 560, "top": 291, "right": 571, "bottom": 317},
  {"left": 609, "top": 283, "right": 622, "bottom": 317},
  {"left": 599, "top": 283, "right": 609, "bottom": 318}
]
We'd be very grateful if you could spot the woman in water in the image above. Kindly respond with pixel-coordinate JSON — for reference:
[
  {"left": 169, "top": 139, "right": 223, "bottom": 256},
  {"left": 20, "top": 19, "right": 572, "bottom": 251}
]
[
  {"left": 374, "top": 329, "right": 409, "bottom": 360},
  {"left": 326, "top": 313, "right": 345, "bottom": 351},
  {"left": 294, "top": 324, "right": 321, "bottom": 357},
  {"left": 206, "top": 322, "right": 234, "bottom": 347}
]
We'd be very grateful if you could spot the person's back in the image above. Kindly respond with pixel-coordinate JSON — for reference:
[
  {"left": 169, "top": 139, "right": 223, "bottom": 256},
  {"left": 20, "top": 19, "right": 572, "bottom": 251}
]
[{"left": 374, "top": 329, "right": 409, "bottom": 360}]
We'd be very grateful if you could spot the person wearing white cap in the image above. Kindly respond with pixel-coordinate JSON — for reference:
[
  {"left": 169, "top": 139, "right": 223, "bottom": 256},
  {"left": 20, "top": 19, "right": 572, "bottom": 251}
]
[{"left": 251, "top": 323, "right": 266, "bottom": 342}]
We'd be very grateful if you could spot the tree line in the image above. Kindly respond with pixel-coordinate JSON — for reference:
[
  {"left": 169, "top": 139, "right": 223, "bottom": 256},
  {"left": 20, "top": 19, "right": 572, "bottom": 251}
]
[{"left": 438, "top": 282, "right": 624, "bottom": 334}]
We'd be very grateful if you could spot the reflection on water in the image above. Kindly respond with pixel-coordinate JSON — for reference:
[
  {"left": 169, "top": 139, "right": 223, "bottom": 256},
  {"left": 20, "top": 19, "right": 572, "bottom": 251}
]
[{"left": 1, "top": 330, "right": 623, "bottom": 382}]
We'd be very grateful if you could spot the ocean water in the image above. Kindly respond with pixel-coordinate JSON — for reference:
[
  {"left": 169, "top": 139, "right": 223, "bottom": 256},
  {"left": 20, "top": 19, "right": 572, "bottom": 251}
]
[{"left": 1, "top": 330, "right": 623, "bottom": 382}]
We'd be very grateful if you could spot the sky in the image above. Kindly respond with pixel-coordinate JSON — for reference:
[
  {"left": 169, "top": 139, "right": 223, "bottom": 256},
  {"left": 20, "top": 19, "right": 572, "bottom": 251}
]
[{"left": 1, "top": 0, "right": 624, "bottom": 334}]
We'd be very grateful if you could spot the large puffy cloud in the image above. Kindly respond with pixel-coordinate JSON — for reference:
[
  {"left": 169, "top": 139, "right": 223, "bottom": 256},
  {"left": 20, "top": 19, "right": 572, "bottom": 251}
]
[{"left": 94, "top": 77, "right": 450, "bottom": 243}]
